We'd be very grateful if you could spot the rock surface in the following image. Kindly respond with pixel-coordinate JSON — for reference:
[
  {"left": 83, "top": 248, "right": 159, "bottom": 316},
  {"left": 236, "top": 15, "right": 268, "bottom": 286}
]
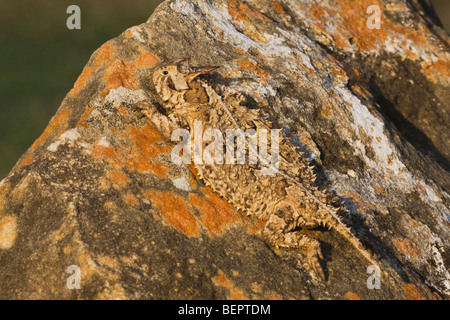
[{"left": 0, "top": 0, "right": 449, "bottom": 299}]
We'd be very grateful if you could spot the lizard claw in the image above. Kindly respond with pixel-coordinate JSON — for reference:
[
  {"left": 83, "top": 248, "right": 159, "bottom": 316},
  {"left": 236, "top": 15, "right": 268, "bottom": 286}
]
[
  {"left": 131, "top": 101, "right": 157, "bottom": 120},
  {"left": 307, "top": 245, "right": 326, "bottom": 280},
  {"left": 130, "top": 106, "right": 145, "bottom": 119}
]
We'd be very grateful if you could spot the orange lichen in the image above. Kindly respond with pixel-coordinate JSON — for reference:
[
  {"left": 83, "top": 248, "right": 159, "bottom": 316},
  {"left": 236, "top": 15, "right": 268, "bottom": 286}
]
[
  {"left": 373, "top": 185, "right": 383, "bottom": 193},
  {"left": 431, "top": 290, "right": 443, "bottom": 300},
  {"left": 147, "top": 163, "right": 171, "bottom": 179},
  {"left": 246, "top": 218, "right": 265, "bottom": 234},
  {"left": 190, "top": 187, "right": 245, "bottom": 236},
  {"left": 145, "top": 191, "right": 199, "bottom": 237},
  {"left": 403, "top": 283, "right": 424, "bottom": 300},
  {"left": 94, "top": 41, "right": 116, "bottom": 64},
  {"left": 297, "top": 60, "right": 317, "bottom": 78},
  {"left": 373, "top": 183, "right": 390, "bottom": 198},
  {"left": 236, "top": 60, "right": 269, "bottom": 78},
  {"left": 345, "top": 292, "right": 360, "bottom": 300},
  {"left": 424, "top": 59, "right": 450, "bottom": 82},
  {"left": 269, "top": 1, "right": 289, "bottom": 16},
  {"left": 341, "top": 191, "right": 375, "bottom": 210},
  {"left": 30, "top": 109, "right": 71, "bottom": 150},
  {"left": 212, "top": 270, "right": 248, "bottom": 299},
  {"left": 70, "top": 66, "right": 95, "bottom": 96},
  {"left": 334, "top": 0, "right": 387, "bottom": 52},
  {"left": 421, "top": 285, "right": 442, "bottom": 300},
  {"left": 92, "top": 143, "right": 121, "bottom": 163},
  {"left": 16, "top": 154, "right": 33, "bottom": 169},
  {"left": 96, "top": 255, "right": 120, "bottom": 269},
  {"left": 136, "top": 46, "right": 159, "bottom": 68},
  {"left": 70, "top": 41, "right": 116, "bottom": 96},
  {"left": 212, "top": 269, "right": 232, "bottom": 287},
  {"left": 267, "top": 291, "right": 283, "bottom": 300},
  {"left": 98, "top": 177, "right": 111, "bottom": 190},
  {"left": 393, "top": 238, "right": 419, "bottom": 259},
  {"left": 107, "top": 168, "right": 127, "bottom": 186},
  {"left": 125, "top": 156, "right": 159, "bottom": 175},
  {"left": 118, "top": 105, "right": 129, "bottom": 116},
  {"left": 124, "top": 30, "right": 133, "bottom": 39},
  {"left": 227, "top": 0, "right": 270, "bottom": 26},
  {"left": 387, "top": 155, "right": 393, "bottom": 165},
  {"left": 307, "top": 0, "right": 435, "bottom": 66},
  {"left": 211, "top": 25, "right": 225, "bottom": 41},
  {"left": 123, "top": 124, "right": 172, "bottom": 177},
  {"left": 308, "top": 4, "right": 339, "bottom": 34},
  {"left": 125, "top": 123, "right": 168, "bottom": 159},
  {"left": 230, "top": 288, "right": 248, "bottom": 300},
  {"left": 76, "top": 105, "right": 96, "bottom": 128},
  {"left": 333, "top": 33, "right": 351, "bottom": 50},
  {"left": 101, "top": 59, "right": 138, "bottom": 97},
  {"left": 329, "top": 63, "right": 348, "bottom": 81},
  {"left": 416, "top": 183, "right": 427, "bottom": 195},
  {"left": 222, "top": 67, "right": 243, "bottom": 79},
  {"left": 69, "top": 41, "right": 158, "bottom": 97},
  {"left": 92, "top": 122, "right": 172, "bottom": 178},
  {"left": 99, "top": 46, "right": 158, "bottom": 97},
  {"left": 96, "top": 283, "right": 127, "bottom": 300},
  {"left": 124, "top": 194, "right": 139, "bottom": 206},
  {"left": 186, "top": 172, "right": 198, "bottom": 190},
  {"left": 320, "top": 104, "right": 333, "bottom": 117}
]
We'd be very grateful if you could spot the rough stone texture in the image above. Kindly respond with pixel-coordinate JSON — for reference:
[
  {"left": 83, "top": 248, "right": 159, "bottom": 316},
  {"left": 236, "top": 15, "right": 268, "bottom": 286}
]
[{"left": 0, "top": 0, "right": 449, "bottom": 299}]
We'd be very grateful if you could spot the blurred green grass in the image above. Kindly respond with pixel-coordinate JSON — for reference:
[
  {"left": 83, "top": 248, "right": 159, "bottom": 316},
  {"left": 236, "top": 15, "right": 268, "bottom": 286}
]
[
  {"left": 0, "top": 0, "right": 164, "bottom": 179},
  {"left": 0, "top": 0, "right": 448, "bottom": 179}
]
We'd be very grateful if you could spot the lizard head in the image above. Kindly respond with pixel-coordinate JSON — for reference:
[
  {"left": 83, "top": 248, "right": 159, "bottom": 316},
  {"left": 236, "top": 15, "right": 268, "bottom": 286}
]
[{"left": 152, "top": 59, "right": 218, "bottom": 102}]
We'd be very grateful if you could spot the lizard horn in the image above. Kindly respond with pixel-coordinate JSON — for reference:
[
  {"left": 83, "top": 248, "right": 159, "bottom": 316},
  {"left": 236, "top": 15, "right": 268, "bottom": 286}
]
[{"left": 185, "top": 66, "right": 219, "bottom": 82}]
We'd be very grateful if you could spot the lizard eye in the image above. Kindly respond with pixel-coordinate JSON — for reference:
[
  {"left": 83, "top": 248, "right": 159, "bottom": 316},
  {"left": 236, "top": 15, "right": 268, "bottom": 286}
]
[{"left": 163, "top": 71, "right": 169, "bottom": 75}]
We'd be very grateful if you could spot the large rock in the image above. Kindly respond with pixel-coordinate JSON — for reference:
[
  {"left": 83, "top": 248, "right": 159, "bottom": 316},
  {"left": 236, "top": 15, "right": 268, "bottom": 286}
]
[{"left": 0, "top": 0, "right": 448, "bottom": 299}]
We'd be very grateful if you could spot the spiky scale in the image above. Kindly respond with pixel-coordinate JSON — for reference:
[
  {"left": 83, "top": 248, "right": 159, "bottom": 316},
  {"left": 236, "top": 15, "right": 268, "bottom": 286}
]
[{"left": 134, "top": 60, "right": 378, "bottom": 279}]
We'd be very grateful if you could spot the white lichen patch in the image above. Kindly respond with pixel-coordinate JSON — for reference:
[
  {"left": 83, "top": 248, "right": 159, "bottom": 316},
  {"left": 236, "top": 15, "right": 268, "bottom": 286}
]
[
  {"left": 0, "top": 178, "right": 8, "bottom": 190},
  {"left": 47, "top": 128, "right": 81, "bottom": 152},
  {"left": 328, "top": 87, "right": 449, "bottom": 221},
  {"left": 416, "top": 181, "right": 442, "bottom": 203},
  {"left": 126, "top": 25, "right": 147, "bottom": 44},
  {"left": 430, "top": 241, "right": 450, "bottom": 295},
  {"left": 79, "top": 141, "right": 92, "bottom": 154},
  {"left": 171, "top": 0, "right": 243, "bottom": 47},
  {"left": 416, "top": 182, "right": 450, "bottom": 222},
  {"left": 0, "top": 216, "right": 17, "bottom": 249},
  {"left": 172, "top": 177, "right": 192, "bottom": 192},
  {"left": 383, "top": 35, "right": 438, "bottom": 65},
  {"left": 171, "top": 0, "right": 315, "bottom": 69},
  {"left": 104, "top": 86, "right": 148, "bottom": 108},
  {"left": 97, "top": 137, "right": 111, "bottom": 148},
  {"left": 335, "top": 86, "right": 406, "bottom": 176},
  {"left": 347, "top": 170, "right": 356, "bottom": 178}
]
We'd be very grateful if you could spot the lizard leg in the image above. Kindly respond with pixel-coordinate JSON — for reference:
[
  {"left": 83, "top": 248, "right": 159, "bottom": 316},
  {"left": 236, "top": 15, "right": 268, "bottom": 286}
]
[
  {"left": 132, "top": 100, "right": 182, "bottom": 139},
  {"left": 131, "top": 100, "right": 159, "bottom": 119},
  {"left": 263, "top": 202, "right": 325, "bottom": 280}
]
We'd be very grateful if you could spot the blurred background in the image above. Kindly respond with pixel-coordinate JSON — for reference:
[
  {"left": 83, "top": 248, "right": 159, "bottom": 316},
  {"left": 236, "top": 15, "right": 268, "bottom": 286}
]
[
  {"left": 0, "top": 0, "right": 448, "bottom": 179},
  {"left": 0, "top": 0, "right": 164, "bottom": 179}
]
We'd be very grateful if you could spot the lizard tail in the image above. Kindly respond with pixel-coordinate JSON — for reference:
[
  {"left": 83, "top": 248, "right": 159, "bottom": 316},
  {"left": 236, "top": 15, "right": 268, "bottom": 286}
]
[
  {"left": 276, "top": 166, "right": 379, "bottom": 268},
  {"left": 323, "top": 209, "right": 379, "bottom": 268}
]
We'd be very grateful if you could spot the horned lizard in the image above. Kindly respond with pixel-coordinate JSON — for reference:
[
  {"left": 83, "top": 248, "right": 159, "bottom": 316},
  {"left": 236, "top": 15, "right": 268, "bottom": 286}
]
[{"left": 133, "top": 59, "right": 378, "bottom": 279}]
